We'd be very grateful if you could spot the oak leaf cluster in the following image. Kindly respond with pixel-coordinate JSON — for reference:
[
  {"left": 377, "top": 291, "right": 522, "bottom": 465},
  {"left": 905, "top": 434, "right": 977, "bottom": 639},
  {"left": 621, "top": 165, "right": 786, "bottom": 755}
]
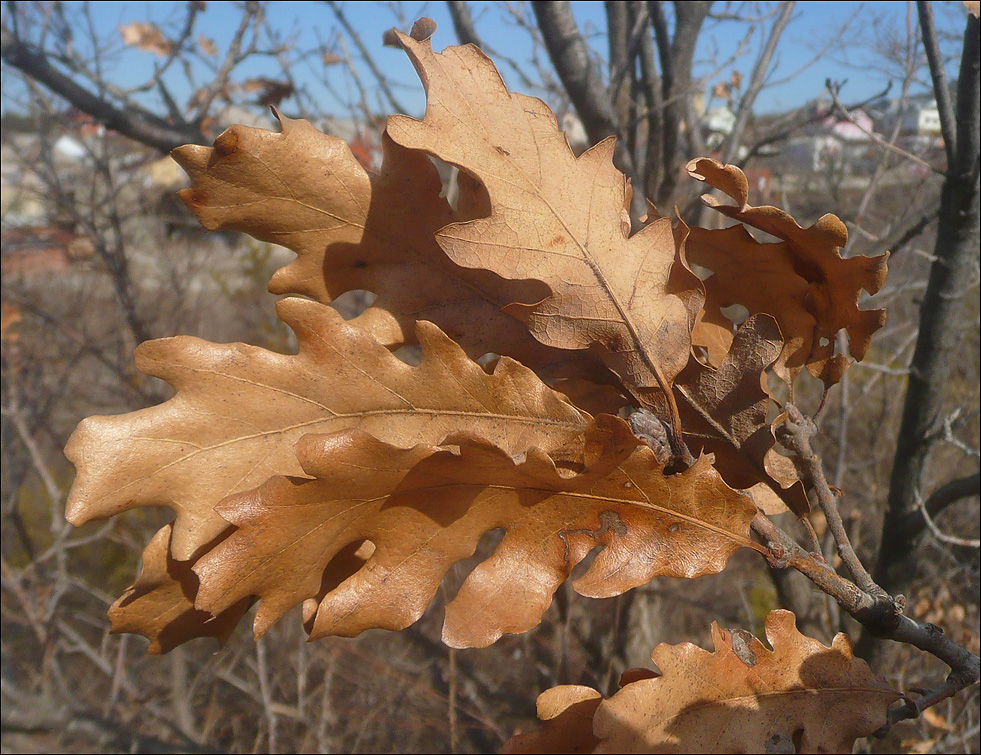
[{"left": 65, "top": 19, "right": 894, "bottom": 753}]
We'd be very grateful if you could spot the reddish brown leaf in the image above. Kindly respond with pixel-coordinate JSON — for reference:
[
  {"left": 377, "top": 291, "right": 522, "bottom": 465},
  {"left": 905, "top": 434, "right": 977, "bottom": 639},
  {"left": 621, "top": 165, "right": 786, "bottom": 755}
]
[
  {"left": 676, "top": 315, "right": 807, "bottom": 514},
  {"left": 686, "top": 158, "right": 887, "bottom": 384}
]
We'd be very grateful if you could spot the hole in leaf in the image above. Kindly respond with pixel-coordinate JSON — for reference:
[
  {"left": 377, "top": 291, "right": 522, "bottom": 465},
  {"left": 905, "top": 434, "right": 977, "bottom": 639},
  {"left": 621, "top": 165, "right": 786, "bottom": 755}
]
[
  {"left": 331, "top": 289, "right": 376, "bottom": 320},
  {"left": 720, "top": 303, "right": 750, "bottom": 325}
]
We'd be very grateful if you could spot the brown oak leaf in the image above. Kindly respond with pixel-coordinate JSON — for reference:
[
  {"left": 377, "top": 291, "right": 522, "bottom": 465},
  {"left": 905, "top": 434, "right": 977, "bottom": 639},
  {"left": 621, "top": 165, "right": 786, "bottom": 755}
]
[
  {"left": 108, "top": 524, "right": 252, "bottom": 654},
  {"left": 506, "top": 610, "right": 901, "bottom": 754},
  {"left": 502, "top": 686, "right": 602, "bottom": 755},
  {"left": 676, "top": 314, "right": 807, "bottom": 514},
  {"left": 387, "top": 26, "right": 702, "bottom": 411},
  {"left": 192, "top": 419, "right": 756, "bottom": 647},
  {"left": 118, "top": 22, "right": 173, "bottom": 57},
  {"left": 65, "top": 299, "right": 589, "bottom": 561},
  {"left": 173, "top": 114, "right": 603, "bottom": 380},
  {"left": 686, "top": 158, "right": 887, "bottom": 385}
]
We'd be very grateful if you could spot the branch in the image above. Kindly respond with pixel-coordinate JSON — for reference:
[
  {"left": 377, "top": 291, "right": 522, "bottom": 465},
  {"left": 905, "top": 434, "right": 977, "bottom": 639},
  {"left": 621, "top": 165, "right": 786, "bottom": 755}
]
[
  {"left": 530, "top": 2, "right": 636, "bottom": 177},
  {"left": 916, "top": 0, "right": 957, "bottom": 167},
  {"left": 720, "top": 0, "right": 795, "bottom": 165},
  {"left": 774, "top": 405, "right": 885, "bottom": 598},
  {"left": 0, "top": 23, "right": 206, "bottom": 152},
  {"left": 752, "top": 512, "right": 980, "bottom": 727},
  {"left": 446, "top": 0, "right": 483, "bottom": 48},
  {"left": 326, "top": 0, "right": 406, "bottom": 115},
  {"left": 894, "top": 472, "right": 981, "bottom": 545},
  {"left": 190, "top": 0, "right": 260, "bottom": 123},
  {"left": 872, "top": 11, "right": 981, "bottom": 599}
]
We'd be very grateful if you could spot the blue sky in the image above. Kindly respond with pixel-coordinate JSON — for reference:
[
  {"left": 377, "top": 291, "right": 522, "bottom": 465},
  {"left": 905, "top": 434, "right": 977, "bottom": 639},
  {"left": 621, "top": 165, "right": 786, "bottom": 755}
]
[{"left": 3, "top": 1, "right": 970, "bottom": 117}]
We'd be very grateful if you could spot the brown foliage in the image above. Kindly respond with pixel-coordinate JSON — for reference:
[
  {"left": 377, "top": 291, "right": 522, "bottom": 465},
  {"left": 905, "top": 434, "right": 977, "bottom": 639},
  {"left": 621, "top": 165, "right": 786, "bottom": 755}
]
[
  {"left": 505, "top": 610, "right": 901, "bottom": 754},
  {"left": 62, "top": 18, "right": 909, "bottom": 753}
]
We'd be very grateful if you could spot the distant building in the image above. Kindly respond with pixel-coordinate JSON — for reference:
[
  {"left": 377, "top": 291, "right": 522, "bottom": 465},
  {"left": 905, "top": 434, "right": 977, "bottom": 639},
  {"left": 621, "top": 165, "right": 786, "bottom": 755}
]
[{"left": 701, "top": 107, "right": 736, "bottom": 148}]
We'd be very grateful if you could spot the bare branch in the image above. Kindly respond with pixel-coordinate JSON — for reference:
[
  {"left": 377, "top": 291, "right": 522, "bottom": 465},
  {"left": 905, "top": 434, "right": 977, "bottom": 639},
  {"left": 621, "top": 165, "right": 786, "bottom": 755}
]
[
  {"left": 916, "top": 0, "right": 957, "bottom": 167},
  {"left": 825, "top": 79, "right": 945, "bottom": 176},
  {"left": 872, "top": 11, "right": 981, "bottom": 599},
  {"left": 894, "top": 472, "right": 981, "bottom": 544},
  {"left": 720, "top": 1, "right": 795, "bottom": 165},
  {"left": 326, "top": 0, "right": 406, "bottom": 114},
  {"left": 531, "top": 0, "right": 646, "bottom": 218},
  {"left": 774, "top": 405, "right": 885, "bottom": 598},
  {"left": 0, "top": 23, "right": 206, "bottom": 152},
  {"left": 446, "top": 1, "right": 483, "bottom": 48}
]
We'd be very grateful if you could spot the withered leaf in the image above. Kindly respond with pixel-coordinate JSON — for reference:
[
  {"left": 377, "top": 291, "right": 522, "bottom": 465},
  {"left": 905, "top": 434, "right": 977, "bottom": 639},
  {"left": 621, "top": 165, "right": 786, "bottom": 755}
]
[
  {"left": 173, "top": 114, "right": 600, "bottom": 379},
  {"left": 387, "top": 26, "right": 701, "bottom": 402},
  {"left": 502, "top": 686, "right": 602, "bottom": 755},
  {"left": 65, "top": 299, "right": 588, "bottom": 561},
  {"left": 118, "top": 22, "right": 174, "bottom": 57},
  {"left": 686, "top": 158, "right": 887, "bottom": 384},
  {"left": 193, "top": 419, "right": 756, "bottom": 647},
  {"left": 108, "top": 524, "right": 252, "bottom": 654},
  {"left": 675, "top": 315, "right": 807, "bottom": 514},
  {"left": 197, "top": 34, "right": 217, "bottom": 56},
  {"left": 507, "top": 610, "right": 900, "bottom": 754}
]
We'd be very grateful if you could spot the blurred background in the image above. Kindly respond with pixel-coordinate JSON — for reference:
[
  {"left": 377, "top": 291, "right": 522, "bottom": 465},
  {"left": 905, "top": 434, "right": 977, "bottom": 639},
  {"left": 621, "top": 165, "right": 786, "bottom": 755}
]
[{"left": 1, "top": 1, "right": 978, "bottom": 752}]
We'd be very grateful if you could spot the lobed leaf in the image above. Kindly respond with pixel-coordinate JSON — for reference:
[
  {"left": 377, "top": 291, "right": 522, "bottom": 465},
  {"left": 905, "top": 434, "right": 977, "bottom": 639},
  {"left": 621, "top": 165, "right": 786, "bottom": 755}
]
[
  {"left": 506, "top": 610, "right": 901, "bottom": 754},
  {"left": 387, "top": 26, "right": 703, "bottom": 404},
  {"left": 65, "top": 299, "right": 589, "bottom": 561},
  {"left": 192, "top": 418, "right": 756, "bottom": 647},
  {"left": 108, "top": 525, "right": 252, "bottom": 654},
  {"left": 173, "top": 114, "right": 604, "bottom": 379},
  {"left": 686, "top": 158, "right": 888, "bottom": 385}
]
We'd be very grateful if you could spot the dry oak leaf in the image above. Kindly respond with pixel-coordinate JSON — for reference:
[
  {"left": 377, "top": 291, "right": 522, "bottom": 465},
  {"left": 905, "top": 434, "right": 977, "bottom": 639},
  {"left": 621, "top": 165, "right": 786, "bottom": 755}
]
[
  {"left": 387, "top": 25, "right": 701, "bottom": 405},
  {"left": 192, "top": 420, "right": 756, "bottom": 647},
  {"left": 502, "top": 686, "right": 602, "bottom": 755},
  {"left": 174, "top": 115, "right": 600, "bottom": 379},
  {"left": 108, "top": 524, "right": 252, "bottom": 654},
  {"left": 118, "top": 22, "right": 174, "bottom": 57},
  {"left": 686, "top": 158, "right": 887, "bottom": 385},
  {"left": 65, "top": 298, "right": 589, "bottom": 562},
  {"left": 673, "top": 315, "right": 807, "bottom": 515},
  {"left": 508, "top": 610, "right": 900, "bottom": 754}
]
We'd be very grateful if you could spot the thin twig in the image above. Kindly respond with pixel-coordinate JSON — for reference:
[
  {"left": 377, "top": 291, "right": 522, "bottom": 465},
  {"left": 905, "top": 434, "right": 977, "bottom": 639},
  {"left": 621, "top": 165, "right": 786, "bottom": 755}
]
[
  {"left": 916, "top": 0, "right": 957, "bottom": 167},
  {"left": 775, "top": 404, "right": 887, "bottom": 597}
]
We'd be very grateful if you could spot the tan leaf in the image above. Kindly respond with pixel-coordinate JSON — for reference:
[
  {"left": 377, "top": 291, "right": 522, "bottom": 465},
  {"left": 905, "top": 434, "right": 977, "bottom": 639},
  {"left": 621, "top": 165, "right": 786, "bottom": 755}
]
[
  {"left": 192, "top": 419, "right": 756, "bottom": 647},
  {"left": 197, "top": 34, "right": 217, "bottom": 56},
  {"left": 108, "top": 525, "right": 252, "bottom": 654},
  {"left": 502, "top": 686, "right": 602, "bottom": 755},
  {"left": 173, "top": 114, "right": 603, "bottom": 380},
  {"left": 686, "top": 158, "right": 887, "bottom": 384},
  {"left": 507, "top": 610, "right": 900, "bottom": 754},
  {"left": 65, "top": 299, "right": 589, "bottom": 561},
  {"left": 387, "top": 27, "right": 701, "bottom": 404},
  {"left": 118, "top": 22, "right": 173, "bottom": 57}
]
